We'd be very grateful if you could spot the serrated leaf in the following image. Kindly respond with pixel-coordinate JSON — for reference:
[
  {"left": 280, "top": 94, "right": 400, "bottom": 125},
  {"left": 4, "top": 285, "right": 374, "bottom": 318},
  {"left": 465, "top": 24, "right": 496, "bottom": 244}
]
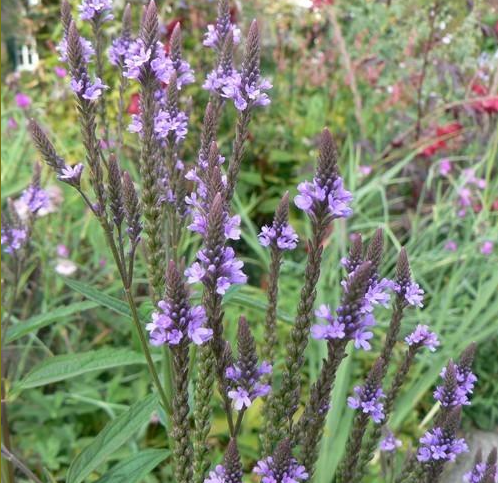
[
  {"left": 18, "top": 348, "right": 161, "bottom": 389},
  {"left": 67, "top": 394, "right": 158, "bottom": 483},
  {"left": 93, "top": 449, "right": 168, "bottom": 483},
  {"left": 6, "top": 301, "right": 98, "bottom": 343}
]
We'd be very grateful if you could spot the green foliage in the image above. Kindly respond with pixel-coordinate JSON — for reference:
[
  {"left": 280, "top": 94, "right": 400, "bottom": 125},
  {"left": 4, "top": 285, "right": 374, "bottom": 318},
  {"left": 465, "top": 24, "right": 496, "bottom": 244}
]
[{"left": 1, "top": 0, "right": 497, "bottom": 481}]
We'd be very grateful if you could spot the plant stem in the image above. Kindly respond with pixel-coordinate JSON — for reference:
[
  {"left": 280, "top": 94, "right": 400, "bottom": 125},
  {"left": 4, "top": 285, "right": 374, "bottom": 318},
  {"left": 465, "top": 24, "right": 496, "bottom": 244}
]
[
  {"left": 1, "top": 444, "right": 43, "bottom": 483},
  {"left": 124, "top": 287, "right": 172, "bottom": 415},
  {"left": 1, "top": 381, "right": 15, "bottom": 483},
  {"left": 415, "top": 1, "right": 439, "bottom": 140}
]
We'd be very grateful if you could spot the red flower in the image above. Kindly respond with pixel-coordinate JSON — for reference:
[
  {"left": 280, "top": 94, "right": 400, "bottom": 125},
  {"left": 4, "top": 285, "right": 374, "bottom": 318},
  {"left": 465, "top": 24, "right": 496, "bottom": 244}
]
[
  {"left": 471, "top": 82, "right": 487, "bottom": 96},
  {"left": 436, "top": 123, "right": 462, "bottom": 137},
  {"left": 127, "top": 93, "right": 140, "bottom": 115},
  {"left": 422, "top": 140, "right": 446, "bottom": 157},
  {"left": 481, "top": 96, "right": 498, "bottom": 114}
]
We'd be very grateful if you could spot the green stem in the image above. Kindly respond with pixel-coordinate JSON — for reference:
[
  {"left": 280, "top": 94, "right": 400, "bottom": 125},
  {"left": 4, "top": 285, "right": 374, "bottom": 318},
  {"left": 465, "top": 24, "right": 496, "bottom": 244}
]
[{"left": 100, "top": 217, "right": 172, "bottom": 415}]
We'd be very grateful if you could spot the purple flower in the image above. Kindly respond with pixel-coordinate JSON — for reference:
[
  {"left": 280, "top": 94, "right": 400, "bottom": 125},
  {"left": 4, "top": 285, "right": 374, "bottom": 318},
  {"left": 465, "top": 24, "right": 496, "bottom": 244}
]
[
  {"left": 20, "top": 185, "right": 50, "bottom": 214},
  {"left": 78, "top": 0, "right": 113, "bottom": 22},
  {"left": 1, "top": 227, "right": 28, "bottom": 254},
  {"left": 108, "top": 36, "right": 132, "bottom": 66},
  {"left": 417, "top": 427, "right": 468, "bottom": 463},
  {"left": 352, "top": 315, "right": 375, "bottom": 351},
  {"left": 380, "top": 432, "right": 402, "bottom": 452},
  {"left": 222, "top": 76, "right": 272, "bottom": 111},
  {"left": 203, "top": 70, "right": 240, "bottom": 96},
  {"left": 227, "top": 387, "right": 252, "bottom": 410},
  {"left": 204, "top": 23, "right": 241, "bottom": 50},
  {"left": 82, "top": 77, "right": 108, "bottom": 101},
  {"left": 363, "top": 278, "right": 394, "bottom": 312},
  {"left": 258, "top": 223, "right": 298, "bottom": 251},
  {"left": 70, "top": 75, "right": 108, "bottom": 101},
  {"left": 154, "top": 109, "right": 189, "bottom": 143},
  {"left": 434, "top": 362, "right": 477, "bottom": 407},
  {"left": 439, "top": 158, "right": 452, "bottom": 177},
  {"left": 463, "top": 458, "right": 497, "bottom": 483},
  {"left": 185, "top": 246, "right": 247, "bottom": 295},
  {"left": 394, "top": 280, "right": 424, "bottom": 307},
  {"left": 146, "top": 297, "right": 212, "bottom": 347},
  {"left": 253, "top": 456, "right": 308, "bottom": 483},
  {"left": 347, "top": 383, "right": 385, "bottom": 423},
  {"left": 15, "top": 93, "right": 31, "bottom": 109},
  {"left": 444, "top": 240, "right": 458, "bottom": 252},
  {"left": 311, "top": 304, "right": 346, "bottom": 340},
  {"left": 123, "top": 39, "right": 152, "bottom": 79},
  {"left": 54, "top": 66, "right": 67, "bottom": 78},
  {"left": 204, "top": 464, "right": 228, "bottom": 483},
  {"left": 7, "top": 117, "right": 18, "bottom": 130},
  {"left": 57, "top": 36, "right": 95, "bottom": 64},
  {"left": 295, "top": 177, "right": 353, "bottom": 219},
  {"left": 226, "top": 360, "right": 272, "bottom": 410},
  {"left": 57, "top": 164, "right": 84, "bottom": 186},
  {"left": 480, "top": 241, "right": 493, "bottom": 256},
  {"left": 405, "top": 325, "right": 440, "bottom": 352}
]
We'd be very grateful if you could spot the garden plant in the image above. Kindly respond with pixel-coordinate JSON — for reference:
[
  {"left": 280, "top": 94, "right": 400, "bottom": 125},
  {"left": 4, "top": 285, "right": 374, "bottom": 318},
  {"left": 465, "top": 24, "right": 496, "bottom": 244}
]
[{"left": 1, "top": 0, "right": 497, "bottom": 482}]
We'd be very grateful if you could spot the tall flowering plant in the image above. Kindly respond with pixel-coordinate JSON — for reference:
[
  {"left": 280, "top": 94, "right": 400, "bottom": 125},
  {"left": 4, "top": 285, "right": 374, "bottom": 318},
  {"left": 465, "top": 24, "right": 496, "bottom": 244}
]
[{"left": 17, "top": 0, "right": 491, "bottom": 482}]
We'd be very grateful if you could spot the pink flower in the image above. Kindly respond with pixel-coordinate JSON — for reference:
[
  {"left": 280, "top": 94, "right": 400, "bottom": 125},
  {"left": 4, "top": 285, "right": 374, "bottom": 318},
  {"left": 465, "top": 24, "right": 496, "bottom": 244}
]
[
  {"left": 480, "top": 241, "right": 493, "bottom": 256},
  {"left": 359, "top": 165, "right": 372, "bottom": 176},
  {"left": 439, "top": 159, "right": 452, "bottom": 177},
  {"left": 444, "top": 240, "right": 457, "bottom": 252},
  {"left": 56, "top": 244, "right": 70, "bottom": 257},
  {"left": 15, "top": 93, "right": 31, "bottom": 109},
  {"left": 7, "top": 117, "right": 18, "bottom": 130},
  {"left": 54, "top": 66, "right": 67, "bottom": 78}
]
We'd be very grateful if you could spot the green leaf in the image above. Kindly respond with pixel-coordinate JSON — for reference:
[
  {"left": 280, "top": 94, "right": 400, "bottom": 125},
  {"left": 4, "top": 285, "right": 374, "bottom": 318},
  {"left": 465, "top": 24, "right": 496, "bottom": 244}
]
[
  {"left": 62, "top": 277, "right": 134, "bottom": 320},
  {"left": 18, "top": 348, "right": 161, "bottom": 389},
  {"left": 93, "top": 449, "right": 168, "bottom": 483},
  {"left": 67, "top": 394, "right": 158, "bottom": 483},
  {"left": 5, "top": 301, "right": 98, "bottom": 343}
]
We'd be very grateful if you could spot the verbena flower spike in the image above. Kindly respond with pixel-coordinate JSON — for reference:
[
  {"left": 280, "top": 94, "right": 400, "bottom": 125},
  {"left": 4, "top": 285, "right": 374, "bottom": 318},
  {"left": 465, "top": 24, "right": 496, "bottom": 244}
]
[{"left": 24, "top": 1, "right": 484, "bottom": 482}]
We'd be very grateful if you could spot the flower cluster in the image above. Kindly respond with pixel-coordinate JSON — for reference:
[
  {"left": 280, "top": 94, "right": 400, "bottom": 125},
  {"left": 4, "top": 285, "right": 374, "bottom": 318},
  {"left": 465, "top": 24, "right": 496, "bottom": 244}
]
[
  {"left": 1, "top": 227, "right": 27, "bottom": 254},
  {"left": 108, "top": 36, "right": 132, "bottom": 66},
  {"left": 380, "top": 431, "right": 402, "bottom": 452},
  {"left": 204, "top": 465, "right": 228, "bottom": 483},
  {"left": 20, "top": 184, "right": 50, "bottom": 214},
  {"left": 258, "top": 214, "right": 298, "bottom": 251},
  {"left": 226, "top": 361, "right": 271, "bottom": 410},
  {"left": 70, "top": 76, "right": 108, "bottom": 101},
  {"left": 393, "top": 279, "right": 424, "bottom": 307},
  {"left": 312, "top": 245, "right": 392, "bottom": 351},
  {"left": 421, "top": 122, "right": 463, "bottom": 158},
  {"left": 464, "top": 462, "right": 488, "bottom": 483},
  {"left": 253, "top": 456, "right": 308, "bottom": 483},
  {"left": 78, "top": 0, "right": 113, "bottom": 22},
  {"left": 434, "top": 361, "right": 477, "bottom": 407},
  {"left": 222, "top": 74, "right": 272, "bottom": 111},
  {"left": 154, "top": 109, "right": 189, "bottom": 143},
  {"left": 463, "top": 449, "right": 497, "bottom": 483},
  {"left": 347, "top": 384, "right": 386, "bottom": 423},
  {"left": 203, "top": 19, "right": 241, "bottom": 51},
  {"left": 146, "top": 262, "right": 213, "bottom": 347},
  {"left": 456, "top": 168, "right": 487, "bottom": 218},
  {"left": 295, "top": 177, "right": 353, "bottom": 219},
  {"left": 57, "top": 35, "right": 95, "bottom": 64},
  {"left": 417, "top": 427, "right": 468, "bottom": 463},
  {"left": 186, "top": 246, "right": 246, "bottom": 295},
  {"left": 146, "top": 300, "right": 212, "bottom": 347},
  {"left": 405, "top": 324, "right": 440, "bottom": 352}
]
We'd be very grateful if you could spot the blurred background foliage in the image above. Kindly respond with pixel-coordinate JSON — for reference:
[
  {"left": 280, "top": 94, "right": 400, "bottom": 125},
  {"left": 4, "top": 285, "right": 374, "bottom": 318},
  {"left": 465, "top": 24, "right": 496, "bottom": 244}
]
[{"left": 1, "top": 0, "right": 497, "bottom": 481}]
